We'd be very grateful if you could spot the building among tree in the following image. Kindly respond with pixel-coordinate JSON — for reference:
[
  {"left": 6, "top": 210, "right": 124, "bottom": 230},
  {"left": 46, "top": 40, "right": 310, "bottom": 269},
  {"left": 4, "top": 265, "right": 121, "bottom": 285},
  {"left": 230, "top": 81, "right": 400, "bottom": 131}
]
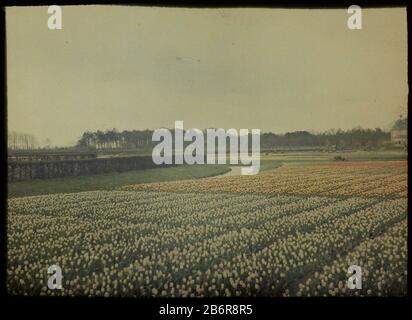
[{"left": 391, "top": 117, "right": 407, "bottom": 148}]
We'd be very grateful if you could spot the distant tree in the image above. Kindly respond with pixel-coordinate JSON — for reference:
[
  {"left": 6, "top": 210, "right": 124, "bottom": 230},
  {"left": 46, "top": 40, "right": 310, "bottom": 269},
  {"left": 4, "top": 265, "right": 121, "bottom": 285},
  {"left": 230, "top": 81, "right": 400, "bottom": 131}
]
[
  {"left": 76, "top": 125, "right": 392, "bottom": 152},
  {"left": 8, "top": 131, "right": 38, "bottom": 150}
]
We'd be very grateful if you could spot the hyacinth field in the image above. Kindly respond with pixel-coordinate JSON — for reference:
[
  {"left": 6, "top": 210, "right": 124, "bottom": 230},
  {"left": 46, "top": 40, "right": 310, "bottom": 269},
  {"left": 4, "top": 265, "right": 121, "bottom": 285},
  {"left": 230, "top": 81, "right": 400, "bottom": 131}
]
[{"left": 7, "top": 161, "right": 407, "bottom": 297}]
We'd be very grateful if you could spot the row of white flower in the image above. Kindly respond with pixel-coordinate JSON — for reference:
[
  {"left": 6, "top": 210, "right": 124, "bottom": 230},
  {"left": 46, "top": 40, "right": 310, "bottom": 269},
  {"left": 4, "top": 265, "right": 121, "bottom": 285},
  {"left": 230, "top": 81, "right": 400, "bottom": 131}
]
[
  {"left": 295, "top": 218, "right": 407, "bottom": 297},
  {"left": 8, "top": 190, "right": 406, "bottom": 297}
]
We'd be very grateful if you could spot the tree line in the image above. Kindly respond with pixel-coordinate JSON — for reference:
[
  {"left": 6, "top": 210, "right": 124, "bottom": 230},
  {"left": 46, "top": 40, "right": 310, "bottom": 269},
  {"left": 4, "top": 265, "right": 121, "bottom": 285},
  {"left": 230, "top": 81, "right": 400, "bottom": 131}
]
[
  {"left": 261, "top": 127, "right": 390, "bottom": 150},
  {"left": 8, "top": 132, "right": 38, "bottom": 150},
  {"left": 77, "top": 129, "right": 154, "bottom": 150},
  {"left": 76, "top": 127, "right": 391, "bottom": 151}
]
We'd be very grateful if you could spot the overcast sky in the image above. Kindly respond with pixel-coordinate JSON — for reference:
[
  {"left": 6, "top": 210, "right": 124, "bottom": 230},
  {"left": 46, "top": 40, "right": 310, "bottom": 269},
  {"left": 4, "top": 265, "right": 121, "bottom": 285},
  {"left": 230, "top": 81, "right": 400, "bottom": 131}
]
[{"left": 7, "top": 6, "right": 407, "bottom": 146}]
